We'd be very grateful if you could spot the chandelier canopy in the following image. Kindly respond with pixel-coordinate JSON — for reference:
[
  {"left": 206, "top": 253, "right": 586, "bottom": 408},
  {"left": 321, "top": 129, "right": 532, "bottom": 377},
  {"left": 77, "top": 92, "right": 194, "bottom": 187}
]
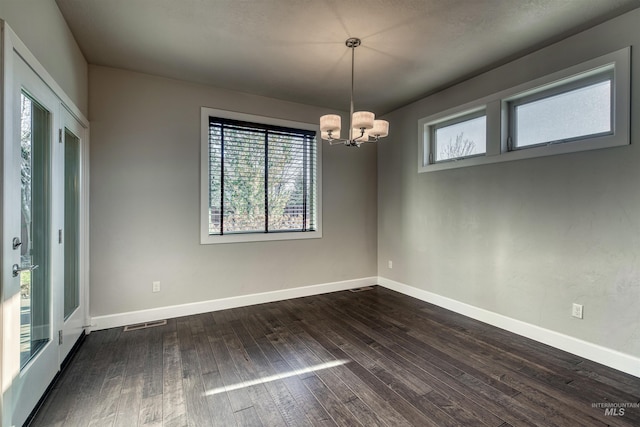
[{"left": 320, "top": 38, "right": 389, "bottom": 147}]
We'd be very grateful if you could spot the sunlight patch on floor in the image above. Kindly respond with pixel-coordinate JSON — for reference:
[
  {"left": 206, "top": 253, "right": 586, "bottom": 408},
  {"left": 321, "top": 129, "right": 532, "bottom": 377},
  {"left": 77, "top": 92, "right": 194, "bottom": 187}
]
[{"left": 204, "top": 359, "right": 350, "bottom": 396}]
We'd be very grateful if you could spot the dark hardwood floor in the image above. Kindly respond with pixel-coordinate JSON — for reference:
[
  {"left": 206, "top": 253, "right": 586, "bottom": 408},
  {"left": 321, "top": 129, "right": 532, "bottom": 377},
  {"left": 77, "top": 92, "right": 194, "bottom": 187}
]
[{"left": 31, "top": 286, "right": 640, "bottom": 426}]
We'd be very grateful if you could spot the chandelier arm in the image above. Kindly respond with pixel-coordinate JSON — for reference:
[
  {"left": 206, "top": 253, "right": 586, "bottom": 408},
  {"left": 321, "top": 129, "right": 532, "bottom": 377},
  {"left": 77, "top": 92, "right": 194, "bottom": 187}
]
[{"left": 328, "top": 138, "right": 348, "bottom": 145}]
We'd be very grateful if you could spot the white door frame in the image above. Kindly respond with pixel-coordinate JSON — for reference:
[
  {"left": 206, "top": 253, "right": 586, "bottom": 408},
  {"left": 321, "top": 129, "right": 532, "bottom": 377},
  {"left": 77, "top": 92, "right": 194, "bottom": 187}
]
[{"left": 1, "top": 21, "right": 90, "bottom": 427}]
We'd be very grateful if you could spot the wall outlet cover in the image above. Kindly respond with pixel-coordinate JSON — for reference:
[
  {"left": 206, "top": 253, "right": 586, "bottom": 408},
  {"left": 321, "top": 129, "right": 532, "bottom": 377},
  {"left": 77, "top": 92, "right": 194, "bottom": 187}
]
[{"left": 572, "top": 303, "right": 583, "bottom": 319}]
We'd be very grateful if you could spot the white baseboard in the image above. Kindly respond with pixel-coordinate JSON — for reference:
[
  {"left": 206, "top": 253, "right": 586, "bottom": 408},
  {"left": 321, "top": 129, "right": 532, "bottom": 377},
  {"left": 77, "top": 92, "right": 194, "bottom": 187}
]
[
  {"left": 378, "top": 277, "right": 640, "bottom": 378},
  {"left": 89, "top": 274, "right": 638, "bottom": 377},
  {"left": 89, "top": 276, "right": 378, "bottom": 332}
]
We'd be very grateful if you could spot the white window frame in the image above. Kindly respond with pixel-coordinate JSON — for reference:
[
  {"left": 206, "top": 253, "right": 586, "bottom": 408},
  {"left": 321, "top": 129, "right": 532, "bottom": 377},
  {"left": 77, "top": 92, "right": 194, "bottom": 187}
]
[
  {"left": 200, "top": 107, "right": 322, "bottom": 244},
  {"left": 418, "top": 47, "right": 630, "bottom": 173},
  {"left": 507, "top": 69, "right": 614, "bottom": 150}
]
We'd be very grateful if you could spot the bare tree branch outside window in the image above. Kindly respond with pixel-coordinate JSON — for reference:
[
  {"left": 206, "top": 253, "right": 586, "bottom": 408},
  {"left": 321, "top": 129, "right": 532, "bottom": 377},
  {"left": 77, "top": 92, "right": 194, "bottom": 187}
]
[{"left": 440, "top": 132, "right": 476, "bottom": 160}]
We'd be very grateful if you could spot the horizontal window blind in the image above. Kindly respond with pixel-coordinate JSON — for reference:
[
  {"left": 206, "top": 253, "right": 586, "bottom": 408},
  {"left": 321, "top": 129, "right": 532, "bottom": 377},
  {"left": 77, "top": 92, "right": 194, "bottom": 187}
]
[{"left": 208, "top": 117, "right": 316, "bottom": 236}]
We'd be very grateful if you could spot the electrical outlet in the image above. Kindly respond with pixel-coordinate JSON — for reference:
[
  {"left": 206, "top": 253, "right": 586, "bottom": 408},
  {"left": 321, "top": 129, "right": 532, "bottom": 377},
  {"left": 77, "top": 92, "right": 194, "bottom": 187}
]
[
  {"left": 388, "top": 260, "right": 393, "bottom": 269},
  {"left": 572, "top": 303, "right": 583, "bottom": 319},
  {"left": 152, "top": 281, "right": 161, "bottom": 293}
]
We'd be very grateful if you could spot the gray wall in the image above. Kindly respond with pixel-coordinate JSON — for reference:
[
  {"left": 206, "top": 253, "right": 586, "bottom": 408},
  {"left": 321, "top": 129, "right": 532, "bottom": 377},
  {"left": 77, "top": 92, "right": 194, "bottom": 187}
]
[
  {"left": 0, "top": 0, "right": 88, "bottom": 115},
  {"left": 89, "top": 65, "right": 377, "bottom": 317},
  {"left": 378, "top": 8, "right": 640, "bottom": 357}
]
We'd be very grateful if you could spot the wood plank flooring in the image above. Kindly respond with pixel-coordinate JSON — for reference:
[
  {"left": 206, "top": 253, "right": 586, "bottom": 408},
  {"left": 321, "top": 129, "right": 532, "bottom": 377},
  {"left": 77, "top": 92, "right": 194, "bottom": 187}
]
[{"left": 31, "top": 286, "right": 640, "bottom": 426}]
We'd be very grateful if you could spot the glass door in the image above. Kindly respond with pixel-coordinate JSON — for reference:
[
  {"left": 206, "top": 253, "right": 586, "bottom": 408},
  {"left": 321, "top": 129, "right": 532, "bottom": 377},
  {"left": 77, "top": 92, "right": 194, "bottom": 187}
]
[
  {"left": 59, "top": 111, "right": 86, "bottom": 360},
  {"left": 4, "top": 54, "right": 60, "bottom": 427},
  {"left": 2, "top": 27, "right": 90, "bottom": 426}
]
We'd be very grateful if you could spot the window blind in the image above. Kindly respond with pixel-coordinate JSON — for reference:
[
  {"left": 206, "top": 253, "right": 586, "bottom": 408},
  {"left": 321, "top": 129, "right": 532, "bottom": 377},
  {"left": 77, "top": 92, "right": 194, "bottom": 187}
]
[{"left": 208, "top": 117, "right": 316, "bottom": 235}]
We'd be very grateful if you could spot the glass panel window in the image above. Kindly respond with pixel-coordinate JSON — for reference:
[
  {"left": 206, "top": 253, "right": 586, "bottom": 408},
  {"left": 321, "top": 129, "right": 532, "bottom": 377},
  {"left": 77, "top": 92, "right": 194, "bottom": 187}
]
[
  {"left": 207, "top": 117, "right": 317, "bottom": 236},
  {"left": 512, "top": 74, "right": 612, "bottom": 149},
  {"left": 64, "top": 129, "right": 81, "bottom": 319},
  {"left": 433, "top": 113, "right": 486, "bottom": 162},
  {"left": 418, "top": 48, "right": 629, "bottom": 173},
  {"left": 20, "top": 92, "right": 51, "bottom": 368}
]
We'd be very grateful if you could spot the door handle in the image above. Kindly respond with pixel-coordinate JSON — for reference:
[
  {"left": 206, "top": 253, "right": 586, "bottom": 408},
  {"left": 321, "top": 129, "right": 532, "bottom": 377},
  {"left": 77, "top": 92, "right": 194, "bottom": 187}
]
[
  {"left": 12, "top": 264, "right": 39, "bottom": 277},
  {"left": 12, "top": 237, "right": 22, "bottom": 250}
]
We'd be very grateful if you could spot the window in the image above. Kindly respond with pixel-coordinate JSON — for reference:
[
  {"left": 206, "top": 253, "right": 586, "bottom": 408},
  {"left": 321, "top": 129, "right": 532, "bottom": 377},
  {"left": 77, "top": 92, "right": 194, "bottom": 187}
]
[
  {"left": 432, "top": 111, "right": 486, "bottom": 162},
  {"left": 509, "top": 72, "right": 612, "bottom": 149},
  {"left": 418, "top": 47, "right": 630, "bottom": 172},
  {"left": 201, "top": 108, "right": 321, "bottom": 244}
]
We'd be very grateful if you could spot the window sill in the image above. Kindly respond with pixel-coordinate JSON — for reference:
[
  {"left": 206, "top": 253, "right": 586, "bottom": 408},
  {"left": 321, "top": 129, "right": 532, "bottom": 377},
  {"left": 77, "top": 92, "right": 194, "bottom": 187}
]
[
  {"left": 420, "top": 131, "right": 629, "bottom": 172},
  {"left": 200, "top": 230, "right": 322, "bottom": 245}
]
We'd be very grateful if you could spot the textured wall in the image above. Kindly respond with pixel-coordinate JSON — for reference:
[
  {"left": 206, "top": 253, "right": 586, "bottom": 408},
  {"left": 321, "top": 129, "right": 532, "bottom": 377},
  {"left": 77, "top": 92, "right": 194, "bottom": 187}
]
[
  {"left": 378, "top": 8, "right": 640, "bottom": 357},
  {"left": 0, "top": 0, "right": 88, "bottom": 115},
  {"left": 89, "top": 65, "right": 377, "bottom": 317}
]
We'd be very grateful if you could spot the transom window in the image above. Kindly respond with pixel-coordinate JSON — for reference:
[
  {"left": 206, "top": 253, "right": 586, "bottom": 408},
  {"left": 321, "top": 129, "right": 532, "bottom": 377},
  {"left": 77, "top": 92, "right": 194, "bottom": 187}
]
[
  {"left": 201, "top": 108, "right": 322, "bottom": 244},
  {"left": 431, "top": 111, "right": 486, "bottom": 163},
  {"left": 418, "top": 47, "right": 629, "bottom": 172},
  {"left": 509, "top": 72, "right": 612, "bottom": 149}
]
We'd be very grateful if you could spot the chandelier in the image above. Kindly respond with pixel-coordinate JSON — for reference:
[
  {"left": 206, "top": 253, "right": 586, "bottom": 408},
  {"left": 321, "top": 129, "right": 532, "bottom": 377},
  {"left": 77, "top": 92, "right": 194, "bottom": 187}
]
[{"left": 320, "top": 38, "right": 389, "bottom": 147}]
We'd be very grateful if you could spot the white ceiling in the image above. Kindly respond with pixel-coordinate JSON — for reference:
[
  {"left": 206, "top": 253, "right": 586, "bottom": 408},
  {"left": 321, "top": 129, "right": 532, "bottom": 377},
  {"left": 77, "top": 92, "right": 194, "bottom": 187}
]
[{"left": 56, "top": 0, "right": 639, "bottom": 114}]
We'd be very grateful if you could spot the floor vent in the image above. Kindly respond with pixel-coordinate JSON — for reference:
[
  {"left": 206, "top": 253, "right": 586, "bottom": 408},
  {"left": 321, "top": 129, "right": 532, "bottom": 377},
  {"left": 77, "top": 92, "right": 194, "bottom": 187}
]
[
  {"left": 123, "top": 319, "right": 167, "bottom": 332},
  {"left": 349, "top": 286, "right": 374, "bottom": 293}
]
